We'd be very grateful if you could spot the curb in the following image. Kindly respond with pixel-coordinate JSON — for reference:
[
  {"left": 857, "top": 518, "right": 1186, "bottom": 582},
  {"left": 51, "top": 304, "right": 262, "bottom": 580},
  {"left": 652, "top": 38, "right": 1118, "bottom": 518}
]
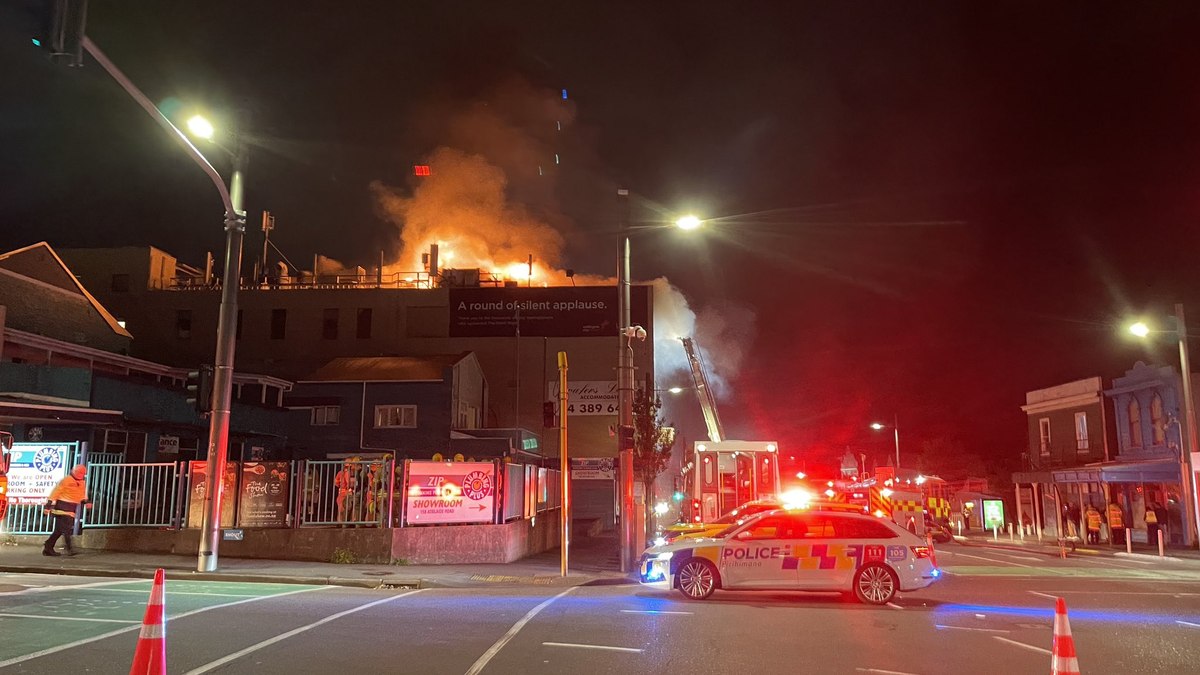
[
  {"left": 952, "top": 540, "right": 1067, "bottom": 558},
  {"left": 0, "top": 564, "right": 393, "bottom": 589},
  {"left": 1115, "top": 552, "right": 1184, "bottom": 563}
]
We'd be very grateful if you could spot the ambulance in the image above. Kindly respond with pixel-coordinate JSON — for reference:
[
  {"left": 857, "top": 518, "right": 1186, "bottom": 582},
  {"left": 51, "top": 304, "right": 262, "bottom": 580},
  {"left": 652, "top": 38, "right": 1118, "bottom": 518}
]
[{"left": 639, "top": 509, "right": 940, "bottom": 604}]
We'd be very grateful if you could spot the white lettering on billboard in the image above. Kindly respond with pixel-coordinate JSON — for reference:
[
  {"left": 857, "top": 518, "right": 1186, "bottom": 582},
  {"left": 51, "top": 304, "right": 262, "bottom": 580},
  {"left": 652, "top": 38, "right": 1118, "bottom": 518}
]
[
  {"left": 405, "top": 461, "right": 495, "bottom": 525},
  {"left": 570, "top": 457, "right": 616, "bottom": 480},
  {"left": 7, "top": 444, "right": 71, "bottom": 504}
]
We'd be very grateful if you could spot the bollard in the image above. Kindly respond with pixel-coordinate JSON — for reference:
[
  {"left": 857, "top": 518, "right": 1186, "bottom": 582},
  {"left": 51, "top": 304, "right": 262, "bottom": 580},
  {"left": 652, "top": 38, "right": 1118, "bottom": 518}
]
[
  {"left": 1059, "top": 539, "right": 1067, "bottom": 559},
  {"left": 1009, "top": 524, "right": 1014, "bottom": 542},
  {"left": 1158, "top": 529, "right": 1165, "bottom": 558},
  {"left": 992, "top": 526, "right": 999, "bottom": 541},
  {"left": 1037, "top": 526, "right": 1043, "bottom": 542},
  {"left": 1019, "top": 526, "right": 1024, "bottom": 541},
  {"left": 1126, "top": 527, "right": 1133, "bottom": 555},
  {"left": 957, "top": 520, "right": 962, "bottom": 536}
]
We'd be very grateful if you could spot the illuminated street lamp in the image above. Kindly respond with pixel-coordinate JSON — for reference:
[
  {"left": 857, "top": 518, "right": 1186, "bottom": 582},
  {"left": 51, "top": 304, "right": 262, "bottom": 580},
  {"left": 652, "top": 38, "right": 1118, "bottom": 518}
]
[
  {"left": 184, "top": 112, "right": 250, "bottom": 573},
  {"left": 870, "top": 416, "right": 901, "bottom": 469},
  {"left": 1127, "top": 306, "right": 1200, "bottom": 548},
  {"left": 675, "top": 214, "right": 702, "bottom": 231}
]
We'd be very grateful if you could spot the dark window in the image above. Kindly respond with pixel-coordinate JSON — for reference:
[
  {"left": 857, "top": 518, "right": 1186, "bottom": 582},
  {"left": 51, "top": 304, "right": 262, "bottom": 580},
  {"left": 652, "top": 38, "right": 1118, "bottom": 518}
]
[
  {"left": 236, "top": 310, "right": 243, "bottom": 340},
  {"left": 832, "top": 516, "right": 898, "bottom": 539},
  {"left": 271, "top": 309, "right": 287, "bottom": 340},
  {"left": 323, "top": 308, "right": 339, "bottom": 340},
  {"left": 356, "top": 308, "right": 372, "bottom": 339},
  {"left": 175, "top": 310, "right": 192, "bottom": 339},
  {"left": 111, "top": 274, "right": 130, "bottom": 292}
]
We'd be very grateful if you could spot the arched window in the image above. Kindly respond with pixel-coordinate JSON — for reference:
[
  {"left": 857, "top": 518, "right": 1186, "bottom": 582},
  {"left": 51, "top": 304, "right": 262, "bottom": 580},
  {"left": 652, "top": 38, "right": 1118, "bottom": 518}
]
[
  {"left": 1128, "top": 399, "right": 1143, "bottom": 448},
  {"left": 1151, "top": 394, "right": 1165, "bottom": 445}
]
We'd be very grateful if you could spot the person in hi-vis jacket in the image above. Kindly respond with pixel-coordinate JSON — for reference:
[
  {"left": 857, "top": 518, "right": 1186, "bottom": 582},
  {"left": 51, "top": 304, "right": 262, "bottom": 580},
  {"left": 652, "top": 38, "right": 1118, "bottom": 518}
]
[{"left": 43, "top": 464, "right": 90, "bottom": 556}]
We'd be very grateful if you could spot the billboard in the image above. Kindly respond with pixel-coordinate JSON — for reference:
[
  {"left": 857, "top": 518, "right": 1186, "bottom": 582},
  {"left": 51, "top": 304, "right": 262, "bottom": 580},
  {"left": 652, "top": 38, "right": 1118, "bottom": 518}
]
[
  {"left": 6, "top": 444, "right": 72, "bottom": 504},
  {"left": 571, "top": 457, "right": 616, "bottom": 480},
  {"left": 547, "top": 380, "right": 618, "bottom": 416},
  {"left": 448, "top": 286, "right": 649, "bottom": 338},
  {"left": 188, "top": 461, "right": 239, "bottom": 528},
  {"left": 404, "top": 460, "right": 496, "bottom": 525}
]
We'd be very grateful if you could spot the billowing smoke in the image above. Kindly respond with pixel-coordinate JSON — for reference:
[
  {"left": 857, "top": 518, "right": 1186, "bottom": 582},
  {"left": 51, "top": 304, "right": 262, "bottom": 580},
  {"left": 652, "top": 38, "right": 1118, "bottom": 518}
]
[{"left": 369, "top": 80, "right": 753, "bottom": 399}]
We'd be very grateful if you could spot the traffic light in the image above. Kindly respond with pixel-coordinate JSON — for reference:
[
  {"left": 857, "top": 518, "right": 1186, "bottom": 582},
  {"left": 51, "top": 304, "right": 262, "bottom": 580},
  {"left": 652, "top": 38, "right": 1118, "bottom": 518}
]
[
  {"left": 672, "top": 491, "right": 685, "bottom": 502},
  {"left": 618, "top": 424, "right": 635, "bottom": 452},
  {"left": 542, "top": 401, "right": 556, "bottom": 428},
  {"left": 29, "top": 0, "right": 89, "bottom": 66},
  {"left": 186, "top": 364, "right": 214, "bottom": 414}
]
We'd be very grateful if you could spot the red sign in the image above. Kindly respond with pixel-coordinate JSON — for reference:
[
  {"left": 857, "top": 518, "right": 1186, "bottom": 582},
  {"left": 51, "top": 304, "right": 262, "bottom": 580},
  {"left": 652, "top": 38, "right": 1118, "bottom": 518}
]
[{"left": 413, "top": 165, "right": 431, "bottom": 176}]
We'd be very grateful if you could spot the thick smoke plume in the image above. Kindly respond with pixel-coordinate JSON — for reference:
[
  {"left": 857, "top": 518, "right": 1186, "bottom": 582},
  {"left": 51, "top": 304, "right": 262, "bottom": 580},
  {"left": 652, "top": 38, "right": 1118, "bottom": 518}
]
[{"left": 369, "top": 80, "right": 753, "bottom": 399}]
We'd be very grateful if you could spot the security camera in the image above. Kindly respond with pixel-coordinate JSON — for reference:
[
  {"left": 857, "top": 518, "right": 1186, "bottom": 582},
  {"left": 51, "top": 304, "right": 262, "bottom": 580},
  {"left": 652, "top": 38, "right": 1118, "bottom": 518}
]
[{"left": 624, "top": 325, "right": 647, "bottom": 341}]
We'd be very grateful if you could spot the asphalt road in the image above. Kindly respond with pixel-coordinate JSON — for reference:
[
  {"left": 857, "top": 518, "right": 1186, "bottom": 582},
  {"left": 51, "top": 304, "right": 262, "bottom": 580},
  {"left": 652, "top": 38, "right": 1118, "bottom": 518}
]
[{"left": 2, "top": 545, "right": 1200, "bottom": 674}]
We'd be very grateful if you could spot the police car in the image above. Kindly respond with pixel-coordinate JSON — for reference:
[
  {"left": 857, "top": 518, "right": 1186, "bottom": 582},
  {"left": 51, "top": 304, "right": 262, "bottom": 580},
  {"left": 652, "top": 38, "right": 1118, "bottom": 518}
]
[{"left": 639, "top": 509, "right": 940, "bottom": 604}]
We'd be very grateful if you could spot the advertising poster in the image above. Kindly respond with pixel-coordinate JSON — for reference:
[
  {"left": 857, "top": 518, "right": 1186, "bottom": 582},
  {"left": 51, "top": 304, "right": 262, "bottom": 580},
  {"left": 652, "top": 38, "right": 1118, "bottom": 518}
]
[
  {"left": 448, "top": 286, "right": 649, "bottom": 338},
  {"left": 570, "top": 457, "right": 616, "bottom": 480},
  {"left": 982, "top": 499, "right": 1005, "bottom": 530},
  {"left": 238, "top": 462, "right": 290, "bottom": 527},
  {"left": 188, "top": 461, "right": 239, "bottom": 528},
  {"left": 6, "top": 444, "right": 71, "bottom": 504},
  {"left": 547, "top": 380, "right": 618, "bottom": 416},
  {"left": 405, "top": 461, "right": 495, "bottom": 525}
]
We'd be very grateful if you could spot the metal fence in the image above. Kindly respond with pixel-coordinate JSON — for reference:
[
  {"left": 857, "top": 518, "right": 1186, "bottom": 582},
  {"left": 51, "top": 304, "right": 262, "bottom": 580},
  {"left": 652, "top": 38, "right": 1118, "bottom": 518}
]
[
  {"left": 86, "top": 463, "right": 182, "bottom": 528},
  {"left": 298, "top": 459, "right": 394, "bottom": 527}
]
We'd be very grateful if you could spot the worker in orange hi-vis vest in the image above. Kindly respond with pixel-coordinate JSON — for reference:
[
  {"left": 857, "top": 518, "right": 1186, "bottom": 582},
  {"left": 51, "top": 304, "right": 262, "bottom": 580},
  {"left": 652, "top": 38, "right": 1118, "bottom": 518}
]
[
  {"left": 43, "top": 464, "right": 91, "bottom": 557},
  {"left": 1085, "top": 504, "right": 1103, "bottom": 544},
  {"left": 334, "top": 458, "right": 360, "bottom": 524}
]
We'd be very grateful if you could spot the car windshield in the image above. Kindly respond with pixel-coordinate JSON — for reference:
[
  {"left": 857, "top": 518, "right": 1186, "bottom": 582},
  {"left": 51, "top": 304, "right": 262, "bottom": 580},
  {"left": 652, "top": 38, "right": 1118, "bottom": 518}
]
[
  {"left": 712, "top": 511, "right": 775, "bottom": 539},
  {"left": 712, "top": 502, "right": 778, "bottom": 525}
]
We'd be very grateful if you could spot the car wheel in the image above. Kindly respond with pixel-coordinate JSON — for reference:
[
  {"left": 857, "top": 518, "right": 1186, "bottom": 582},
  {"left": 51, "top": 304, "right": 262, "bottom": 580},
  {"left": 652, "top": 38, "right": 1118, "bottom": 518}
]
[
  {"left": 676, "top": 558, "right": 719, "bottom": 600},
  {"left": 853, "top": 563, "right": 898, "bottom": 605}
]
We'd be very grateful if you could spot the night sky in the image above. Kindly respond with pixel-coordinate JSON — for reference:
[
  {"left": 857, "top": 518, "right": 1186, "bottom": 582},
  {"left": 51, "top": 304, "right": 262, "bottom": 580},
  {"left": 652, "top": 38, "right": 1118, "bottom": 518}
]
[{"left": 4, "top": 2, "right": 1200, "bottom": 480}]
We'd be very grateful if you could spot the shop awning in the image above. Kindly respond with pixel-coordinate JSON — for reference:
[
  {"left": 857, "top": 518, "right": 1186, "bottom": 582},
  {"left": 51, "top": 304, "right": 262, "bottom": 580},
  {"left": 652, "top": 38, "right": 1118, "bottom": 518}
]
[{"left": 1052, "top": 458, "right": 1180, "bottom": 484}]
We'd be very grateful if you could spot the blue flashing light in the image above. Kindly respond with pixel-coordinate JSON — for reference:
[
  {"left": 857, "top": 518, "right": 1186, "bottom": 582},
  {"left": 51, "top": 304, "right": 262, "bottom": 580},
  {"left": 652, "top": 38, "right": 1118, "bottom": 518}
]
[
  {"left": 931, "top": 569, "right": 941, "bottom": 578},
  {"left": 561, "top": 88, "right": 568, "bottom": 100},
  {"left": 31, "top": 38, "right": 42, "bottom": 47},
  {"left": 935, "top": 603, "right": 1200, "bottom": 625}
]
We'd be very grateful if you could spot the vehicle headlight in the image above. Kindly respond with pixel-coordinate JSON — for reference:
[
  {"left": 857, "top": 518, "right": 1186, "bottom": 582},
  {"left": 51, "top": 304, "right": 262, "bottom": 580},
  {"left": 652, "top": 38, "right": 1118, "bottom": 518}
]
[{"left": 654, "top": 551, "right": 673, "bottom": 561}]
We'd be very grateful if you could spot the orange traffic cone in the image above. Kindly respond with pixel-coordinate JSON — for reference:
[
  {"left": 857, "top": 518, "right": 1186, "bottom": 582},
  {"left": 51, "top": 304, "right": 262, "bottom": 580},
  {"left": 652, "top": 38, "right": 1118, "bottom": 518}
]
[
  {"left": 130, "top": 568, "right": 166, "bottom": 675},
  {"left": 1051, "top": 596, "right": 1080, "bottom": 675}
]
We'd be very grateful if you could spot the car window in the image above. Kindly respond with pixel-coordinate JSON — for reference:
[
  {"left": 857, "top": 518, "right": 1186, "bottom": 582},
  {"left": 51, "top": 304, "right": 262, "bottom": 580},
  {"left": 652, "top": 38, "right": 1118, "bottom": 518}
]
[
  {"left": 740, "top": 516, "right": 785, "bottom": 540},
  {"left": 802, "top": 515, "right": 837, "bottom": 539},
  {"left": 832, "top": 516, "right": 899, "bottom": 539}
]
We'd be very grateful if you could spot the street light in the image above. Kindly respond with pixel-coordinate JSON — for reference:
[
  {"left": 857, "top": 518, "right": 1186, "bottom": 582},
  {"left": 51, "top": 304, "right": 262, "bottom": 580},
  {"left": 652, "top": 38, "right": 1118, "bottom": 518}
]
[
  {"left": 1127, "top": 305, "right": 1200, "bottom": 548},
  {"left": 616, "top": 190, "right": 703, "bottom": 571},
  {"left": 870, "top": 416, "right": 901, "bottom": 469},
  {"left": 185, "top": 112, "right": 249, "bottom": 573}
]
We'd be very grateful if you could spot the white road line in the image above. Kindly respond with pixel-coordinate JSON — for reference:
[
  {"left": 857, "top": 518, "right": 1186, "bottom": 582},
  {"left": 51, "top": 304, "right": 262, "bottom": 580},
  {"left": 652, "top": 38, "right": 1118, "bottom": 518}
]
[
  {"left": 0, "top": 584, "right": 329, "bottom": 669},
  {"left": 1040, "top": 590, "right": 1200, "bottom": 596},
  {"left": 944, "top": 550, "right": 1037, "bottom": 568},
  {"left": 619, "top": 609, "right": 692, "bottom": 615},
  {"left": 0, "top": 613, "right": 139, "bottom": 624},
  {"left": 993, "top": 554, "right": 1042, "bottom": 562},
  {"left": 542, "top": 642, "right": 643, "bottom": 653},
  {"left": 465, "top": 586, "right": 577, "bottom": 675},
  {"left": 993, "top": 636, "right": 1052, "bottom": 655},
  {"left": 886, "top": 602, "right": 904, "bottom": 610},
  {"left": 1027, "top": 591, "right": 1059, "bottom": 600},
  {"left": 89, "top": 588, "right": 261, "bottom": 598},
  {"left": 855, "top": 668, "right": 920, "bottom": 675},
  {"left": 934, "top": 624, "right": 1011, "bottom": 634},
  {"left": 1177, "top": 620, "right": 1200, "bottom": 628},
  {"left": 0, "top": 578, "right": 146, "bottom": 596},
  {"left": 184, "top": 589, "right": 425, "bottom": 674}
]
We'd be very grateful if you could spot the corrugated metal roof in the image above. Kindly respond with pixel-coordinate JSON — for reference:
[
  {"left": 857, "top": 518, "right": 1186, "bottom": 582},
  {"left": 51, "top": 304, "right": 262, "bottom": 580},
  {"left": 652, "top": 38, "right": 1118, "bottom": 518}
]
[{"left": 303, "top": 354, "right": 470, "bottom": 382}]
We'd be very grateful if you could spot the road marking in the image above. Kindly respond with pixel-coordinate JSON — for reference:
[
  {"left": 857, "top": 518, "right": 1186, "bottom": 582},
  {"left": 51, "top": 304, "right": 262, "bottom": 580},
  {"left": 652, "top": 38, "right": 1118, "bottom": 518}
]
[
  {"left": 465, "top": 586, "right": 577, "bottom": 675},
  {"left": 0, "top": 613, "right": 139, "bottom": 624},
  {"left": 184, "top": 589, "right": 424, "bottom": 674},
  {"left": 0, "top": 584, "right": 329, "bottom": 668},
  {"left": 619, "top": 609, "right": 692, "bottom": 615},
  {"left": 993, "top": 636, "right": 1052, "bottom": 655},
  {"left": 1178, "top": 620, "right": 1200, "bottom": 628},
  {"left": 89, "top": 588, "right": 262, "bottom": 598},
  {"left": 935, "top": 624, "right": 1010, "bottom": 634},
  {"left": 1028, "top": 591, "right": 1059, "bottom": 600},
  {"left": 996, "top": 554, "right": 1043, "bottom": 562},
  {"left": 542, "top": 642, "right": 642, "bottom": 653},
  {"left": 886, "top": 602, "right": 904, "bottom": 610},
  {"left": 855, "top": 668, "right": 920, "bottom": 675},
  {"left": 1041, "top": 590, "right": 1200, "bottom": 596},
  {"left": 945, "top": 550, "right": 1037, "bottom": 568},
  {"left": 0, "top": 578, "right": 146, "bottom": 596}
]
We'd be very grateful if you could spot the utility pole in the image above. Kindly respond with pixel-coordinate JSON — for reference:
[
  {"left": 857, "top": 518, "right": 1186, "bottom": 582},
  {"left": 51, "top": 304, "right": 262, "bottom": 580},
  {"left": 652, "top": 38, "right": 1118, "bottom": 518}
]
[
  {"left": 616, "top": 188, "right": 636, "bottom": 573},
  {"left": 1175, "top": 304, "right": 1200, "bottom": 548},
  {"left": 558, "top": 351, "right": 570, "bottom": 576}
]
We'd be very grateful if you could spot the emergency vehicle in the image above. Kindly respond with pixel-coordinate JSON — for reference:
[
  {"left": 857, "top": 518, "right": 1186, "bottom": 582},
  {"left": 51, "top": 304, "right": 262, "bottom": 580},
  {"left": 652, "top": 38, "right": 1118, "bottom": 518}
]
[
  {"left": 0, "top": 431, "right": 13, "bottom": 523},
  {"left": 640, "top": 509, "right": 940, "bottom": 604},
  {"left": 827, "top": 469, "right": 948, "bottom": 536}
]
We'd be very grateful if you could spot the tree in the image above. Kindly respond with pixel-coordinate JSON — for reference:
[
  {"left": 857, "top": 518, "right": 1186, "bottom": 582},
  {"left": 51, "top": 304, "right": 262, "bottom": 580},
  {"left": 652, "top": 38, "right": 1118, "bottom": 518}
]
[{"left": 633, "top": 388, "right": 677, "bottom": 544}]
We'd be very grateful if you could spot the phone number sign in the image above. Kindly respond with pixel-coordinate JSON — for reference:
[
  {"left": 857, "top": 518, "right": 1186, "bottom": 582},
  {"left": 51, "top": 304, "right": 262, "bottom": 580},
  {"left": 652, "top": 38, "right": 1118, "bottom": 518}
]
[
  {"left": 547, "top": 380, "right": 617, "bottom": 416},
  {"left": 405, "top": 461, "right": 496, "bottom": 525},
  {"left": 7, "top": 444, "right": 71, "bottom": 504}
]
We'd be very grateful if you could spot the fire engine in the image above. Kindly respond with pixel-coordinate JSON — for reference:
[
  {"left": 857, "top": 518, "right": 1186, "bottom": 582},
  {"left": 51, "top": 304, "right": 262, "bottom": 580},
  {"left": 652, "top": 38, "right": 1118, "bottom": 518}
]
[
  {"left": 0, "top": 431, "right": 13, "bottom": 524},
  {"left": 824, "top": 468, "right": 951, "bottom": 536}
]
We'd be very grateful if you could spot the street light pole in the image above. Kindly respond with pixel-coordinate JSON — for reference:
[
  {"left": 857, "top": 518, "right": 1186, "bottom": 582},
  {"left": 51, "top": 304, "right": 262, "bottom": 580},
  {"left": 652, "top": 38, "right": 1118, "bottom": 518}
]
[
  {"left": 1174, "top": 304, "right": 1200, "bottom": 548},
  {"left": 616, "top": 188, "right": 636, "bottom": 573},
  {"left": 197, "top": 126, "right": 247, "bottom": 572},
  {"left": 892, "top": 414, "right": 901, "bottom": 470}
]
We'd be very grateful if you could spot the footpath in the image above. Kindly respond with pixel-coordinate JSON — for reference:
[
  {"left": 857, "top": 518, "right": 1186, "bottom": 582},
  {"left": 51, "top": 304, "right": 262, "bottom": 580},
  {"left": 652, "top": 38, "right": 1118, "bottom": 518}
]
[
  {"left": 950, "top": 529, "right": 1200, "bottom": 563},
  {"left": 0, "top": 535, "right": 633, "bottom": 589}
]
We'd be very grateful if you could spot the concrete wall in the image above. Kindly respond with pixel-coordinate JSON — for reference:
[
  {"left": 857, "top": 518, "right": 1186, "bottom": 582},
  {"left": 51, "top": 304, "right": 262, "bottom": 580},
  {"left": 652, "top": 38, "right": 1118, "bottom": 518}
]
[{"left": 68, "top": 512, "right": 561, "bottom": 565}]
